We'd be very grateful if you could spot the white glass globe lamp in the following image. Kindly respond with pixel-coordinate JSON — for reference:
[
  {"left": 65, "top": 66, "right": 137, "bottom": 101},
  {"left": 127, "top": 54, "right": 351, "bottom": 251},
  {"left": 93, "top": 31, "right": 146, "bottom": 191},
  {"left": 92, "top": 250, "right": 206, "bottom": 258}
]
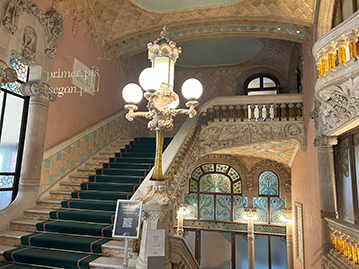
[
  {"left": 139, "top": 67, "right": 162, "bottom": 91},
  {"left": 122, "top": 83, "right": 143, "bottom": 104},
  {"left": 181, "top": 78, "right": 203, "bottom": 100}
]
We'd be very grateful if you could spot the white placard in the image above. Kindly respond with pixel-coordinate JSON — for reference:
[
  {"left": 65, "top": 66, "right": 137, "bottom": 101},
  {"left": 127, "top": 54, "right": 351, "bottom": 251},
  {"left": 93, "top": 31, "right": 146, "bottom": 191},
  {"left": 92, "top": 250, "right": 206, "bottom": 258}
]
[{"left": 147, "top": 229, "right": 165, "bottom": 257}]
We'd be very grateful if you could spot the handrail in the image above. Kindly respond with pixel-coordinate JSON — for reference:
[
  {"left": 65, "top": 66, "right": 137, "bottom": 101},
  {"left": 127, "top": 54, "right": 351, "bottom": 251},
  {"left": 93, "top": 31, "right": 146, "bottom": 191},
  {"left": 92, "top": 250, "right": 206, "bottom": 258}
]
[{"left": 169, "top": 234, "right": 200, "bottom": 269}]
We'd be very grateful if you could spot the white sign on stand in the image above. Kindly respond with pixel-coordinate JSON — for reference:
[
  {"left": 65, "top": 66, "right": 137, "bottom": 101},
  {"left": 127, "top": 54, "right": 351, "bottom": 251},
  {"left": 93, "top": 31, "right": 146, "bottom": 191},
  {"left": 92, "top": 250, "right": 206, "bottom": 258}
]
[{"left": 147, "top": 229, "right": 165, "bottom": 269}]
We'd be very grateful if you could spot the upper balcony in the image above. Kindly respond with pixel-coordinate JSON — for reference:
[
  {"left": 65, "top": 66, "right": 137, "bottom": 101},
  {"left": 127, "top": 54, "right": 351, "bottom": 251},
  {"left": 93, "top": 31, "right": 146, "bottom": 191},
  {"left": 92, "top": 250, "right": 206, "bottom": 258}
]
[{"left": 313, "top": 10, "right": 359, "bottom": 136}]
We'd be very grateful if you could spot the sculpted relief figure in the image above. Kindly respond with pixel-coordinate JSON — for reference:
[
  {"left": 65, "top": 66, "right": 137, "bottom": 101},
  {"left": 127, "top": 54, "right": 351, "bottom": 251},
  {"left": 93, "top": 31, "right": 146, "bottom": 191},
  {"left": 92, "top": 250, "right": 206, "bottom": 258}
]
[
  {"left": 22, "top": 26, "right": 37, "bottom": 60},
  {"left": 2, "top": 0, "right": 18, "bottom": 33}
]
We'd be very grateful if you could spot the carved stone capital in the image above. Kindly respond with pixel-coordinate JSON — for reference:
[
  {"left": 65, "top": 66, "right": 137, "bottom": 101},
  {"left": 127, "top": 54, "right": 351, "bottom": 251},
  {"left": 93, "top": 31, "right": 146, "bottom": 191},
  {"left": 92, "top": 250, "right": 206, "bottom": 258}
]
[
  {"left": 281, "top": 208, "right": 292, "bottom": 219},
  {"left": 244, "top": 207, "right": 257, "bottom": 214},
  {"left": 0, "top": 67, "right": 17, "bottom": 83},
  {"left": 142, "top": 210, "right": 165, "bottom": 222},
  {"left": 20, "top": 82, "right": 57, "bottom": 101},
  {"left": 314, "top": 135, "right": 338, "bottom": 148},
  {"left": 136, "top": 182, "right": 176, "bottom": 205},
  {"left": 309, "top": 107, "right": 319, "bottom": 129}
]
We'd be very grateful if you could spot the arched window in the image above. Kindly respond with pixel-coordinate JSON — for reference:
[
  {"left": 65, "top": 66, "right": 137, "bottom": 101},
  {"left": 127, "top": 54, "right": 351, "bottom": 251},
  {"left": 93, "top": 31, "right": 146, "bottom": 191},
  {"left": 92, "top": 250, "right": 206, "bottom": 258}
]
[
  {"left": 184, "top": 163, "right": 247, "bottom": 222},
  {"left": 244, "top": 73, "right": 279, "bottom": 96},
  {"left": 0, "top": 56, "right": 29, "bottom": 210},
  {"left": 253, "top": 170, "right": 285, "bottom": 224}
]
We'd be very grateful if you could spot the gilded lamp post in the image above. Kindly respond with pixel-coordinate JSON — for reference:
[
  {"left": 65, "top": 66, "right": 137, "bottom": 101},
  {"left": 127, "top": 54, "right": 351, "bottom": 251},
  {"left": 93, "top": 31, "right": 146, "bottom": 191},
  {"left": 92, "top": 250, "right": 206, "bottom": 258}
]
[{"left": 122, "top": 27, "right": 203, "bottom": 202}]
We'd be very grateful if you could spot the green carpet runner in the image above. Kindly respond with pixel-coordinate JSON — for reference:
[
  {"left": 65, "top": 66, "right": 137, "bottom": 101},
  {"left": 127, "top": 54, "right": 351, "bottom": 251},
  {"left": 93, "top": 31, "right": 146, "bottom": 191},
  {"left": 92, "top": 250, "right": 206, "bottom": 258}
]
[{"left": 2, "top": 137, "right": 170, "bottom": 269}]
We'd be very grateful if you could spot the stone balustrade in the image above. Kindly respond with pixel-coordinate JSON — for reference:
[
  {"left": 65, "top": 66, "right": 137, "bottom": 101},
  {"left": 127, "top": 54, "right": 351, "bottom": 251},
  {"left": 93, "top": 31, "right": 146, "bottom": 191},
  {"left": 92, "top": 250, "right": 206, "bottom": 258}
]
[
  {"left": 198, "top": 94, "right": 304, "bottom": 126},
  {"left": 325, "top": 217, "right": 359, "bottom": 268},
  {"left": 313, "top": 10, "right": 359, "bottom": 80}
]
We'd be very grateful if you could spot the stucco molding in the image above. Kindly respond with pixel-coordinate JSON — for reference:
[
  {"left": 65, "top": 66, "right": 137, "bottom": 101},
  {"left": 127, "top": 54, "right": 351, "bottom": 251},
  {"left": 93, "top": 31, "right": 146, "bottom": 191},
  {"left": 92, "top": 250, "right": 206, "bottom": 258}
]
[
  {"left": 1, "top": 0, "right": 63, "bottom": 58},
  {"left": 21, "top": 82, "right": 57, "bottom": 101},
  {"left": 198, "top": 121, "right": 306, "bottom": 156},
  {"left": 313, "top": 135, "right": 338, "bottom": 148}
]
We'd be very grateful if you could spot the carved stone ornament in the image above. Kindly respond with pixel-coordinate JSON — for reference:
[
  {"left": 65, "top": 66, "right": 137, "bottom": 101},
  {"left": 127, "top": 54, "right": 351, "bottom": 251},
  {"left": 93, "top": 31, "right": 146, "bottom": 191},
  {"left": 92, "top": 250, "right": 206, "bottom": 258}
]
[
  {"left": 317, "top": 76, "right": 359, "bottom": 135},
  {"left": 244, "top": 207, "right": 257, "bottom": 213},
  {"left": 320, "top": 210, "right": 338, "bottom": 219},
  {"left": 142, "top": 210, "right": 165, "bottom": 222},
  {"left": 136, "top": 182, "right": 176, "bottom": 205},
  {"left": 1, "top": 0, "right": 63, "bottom": 58},
  {"left": 22, "top": 26, "right": 37, "bottom": 60},
  {"left": 20, "top": 82, "right": 57, "bottom": 101},
  {"left": 309, "top": 107, "right": 319, "bottom": 130},
  {"left": 314, "top": 135, "right": 338, "bottom": 148},
  {"left": 198, "top": 121, "right": 306, "bottom": 155},
  {"left": 1, "top": 67, "right": 17, "bottom": 83}
]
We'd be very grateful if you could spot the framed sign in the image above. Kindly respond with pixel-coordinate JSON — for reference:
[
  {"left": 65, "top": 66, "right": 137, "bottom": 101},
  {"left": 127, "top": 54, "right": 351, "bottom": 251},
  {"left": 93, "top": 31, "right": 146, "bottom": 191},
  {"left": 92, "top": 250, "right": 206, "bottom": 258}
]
[{"left": 112, "top": 200, "right": 142, "bottom": 239}]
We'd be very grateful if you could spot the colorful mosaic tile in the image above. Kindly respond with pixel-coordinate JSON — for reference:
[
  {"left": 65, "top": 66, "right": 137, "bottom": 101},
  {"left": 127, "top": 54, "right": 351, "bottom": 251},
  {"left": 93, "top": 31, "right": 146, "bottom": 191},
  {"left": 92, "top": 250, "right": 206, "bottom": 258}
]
[
  {"left": 233, "top": 180, "right": 241, "bottom": 194},
  {"left": 202, "top": 164, "right": 214, "bottom": 173},
  {"left": 199, "top": 173, "right": 230, "bottom": 193},
  {"left": 216, "top": 195, "right": 231, "bottom": 221},
  {"left": 216, "top": 164, "right": 229, "bottom": 173},
  {"left": 192, "top": 166, "right": 203, "bottom": 180},
  {"left": 184, "top": 220, "right": 248, "bottom": 232},
  {"left": 190, "top": 179, "right": 197, "bottom": 192},
  {"left": 254, "top": 225, "right": 286, "bottom": 235},
  {"left": 259, "top": 170, "right": 279, "bottom": 196},
  {"left": 199, "top": 194, "right": 214, "bottom": 220},
  {"left": 228, "top": 167, "right": 240, "bottom": 181}
]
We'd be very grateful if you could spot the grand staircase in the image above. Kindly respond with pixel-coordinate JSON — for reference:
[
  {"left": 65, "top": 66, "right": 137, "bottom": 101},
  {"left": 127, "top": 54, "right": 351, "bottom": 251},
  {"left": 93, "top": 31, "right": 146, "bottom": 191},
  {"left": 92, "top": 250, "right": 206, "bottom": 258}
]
[{"left": 0, "top": 137, "right": 170, "bottom": 269}]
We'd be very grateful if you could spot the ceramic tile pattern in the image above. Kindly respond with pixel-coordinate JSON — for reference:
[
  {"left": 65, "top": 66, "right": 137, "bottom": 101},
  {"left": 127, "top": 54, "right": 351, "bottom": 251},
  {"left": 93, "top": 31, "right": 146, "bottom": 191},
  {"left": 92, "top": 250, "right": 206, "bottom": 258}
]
[{"left": 40, "top": 115, "right": 148, "bottom": 194}]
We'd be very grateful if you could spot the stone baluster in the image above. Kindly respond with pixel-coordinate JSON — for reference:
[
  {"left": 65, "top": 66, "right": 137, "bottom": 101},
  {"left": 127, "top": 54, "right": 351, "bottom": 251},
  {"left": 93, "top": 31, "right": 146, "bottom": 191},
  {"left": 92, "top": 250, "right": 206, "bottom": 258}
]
[
  {"left": 221, "top": 105, "right": 227, "bottom": 122},
  {"left": 321, "top": 48, "right": 329, "bottom": 75},
  {"left": 201, "top": 112, "right": 207, "bottom": 126},
  {"left": 280, "top": 103, "right": 287, "bottom": 121},
  {"left": 269, "top": 104, "right": 274, "bottom": 121},
  {"left": 314, "top": 135, "right": 338, "bottom": 256},
  {"left": 296, "top": 103, "right": 303, "bottom": 120},
  {"left": 338, "top": 35, "right": 348, "bottom": 66},
  {"left": 288, "top": 103, "right": 295, "bottom": 121},
  {"left": 316, "top": 53, "right": 324, "bottom": 78},
  {"left": 214, "top": 106, "right": 220, "bottom": 122},
  {"left": 208, "top": 108, "right": 214, "bottom": 123},
  {"left": 254, "top": 105, "right": 259, "bottom": 121},
  {"left": 349, "top": 29, "right": 358, "bottom": 61},
  {"left": 247, "top": 105, "right": 252, "bottom": 121},
  {"left": 228, "top": 105, "right": 234, "bottom": 122},
  {"left": 328, "top": 41, "right": 337, "bottom": 71},
  {"left": 262, "top": 104, "right": 267, "bottom": 121}
]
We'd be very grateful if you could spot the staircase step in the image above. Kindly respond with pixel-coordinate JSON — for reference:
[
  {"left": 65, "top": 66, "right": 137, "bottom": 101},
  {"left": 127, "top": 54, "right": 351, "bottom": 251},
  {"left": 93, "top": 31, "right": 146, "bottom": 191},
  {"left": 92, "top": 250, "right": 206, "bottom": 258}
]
[
  {"left": 86, "top": 163, "right": 104, "bottom": 169},
  {"left": 68, "top": 175, "right": 89, "bottom": 183},
  {"left": 88, "top": 175, "right": 142, "bottom": 184},
  {"left": 50, "top": 191, "right": 72, "bottom": 200},
  {"left": 77, "top": 169, "right": 97, "bottom": 176},
  {"left": 59, "top": 182, "right": 81, "bottom": 192},
  {"left": 24, "top": 208, "right": 51, "bottom": 220},
  {"left": 61, "top": 200, "right": 117, "bottom": 211},
  {"left": 89, "top": 256, "right": 125, "bottom": 269},
  {"left": 96, "top": 168, "right": 147, "bottom": 177},
  {"left": 71, "top": 190, "right": 132, "bottom": 201},
  {"left": 0, "top": 231, "right": 29, "bottom": 247},
  {"left": 49, "top": 209, "right": 114, "bottom": 224},
  {"left": 101, "top": 239, "right": 133, "bottom": 257},
  {"left": 91, "top": 157, "right": 110, "bottom": 164},
  {"left": 36, "top": 200, "right": 62, "bottom": 210},
  {"left": 109, "top": 157, "right": 154, "bottom": 164},
  {"left": 10, "top": 219, "right": 39, "bottom": 232},
  {"left": 80, "top": 182, "right": 138, "bottom": 192},
  {"left": 103, "top": 162, "right": 152, "bottom": 170}
]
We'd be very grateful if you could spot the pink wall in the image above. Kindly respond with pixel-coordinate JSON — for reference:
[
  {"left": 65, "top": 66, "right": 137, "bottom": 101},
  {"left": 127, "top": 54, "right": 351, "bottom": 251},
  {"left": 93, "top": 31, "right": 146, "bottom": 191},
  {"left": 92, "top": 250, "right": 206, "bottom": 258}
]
[
  {"left": 291, "top": 43, "right": 322, "bottom": 268},
  {"left": 31, "top": 0, "right": 129, "bottom": 149}
]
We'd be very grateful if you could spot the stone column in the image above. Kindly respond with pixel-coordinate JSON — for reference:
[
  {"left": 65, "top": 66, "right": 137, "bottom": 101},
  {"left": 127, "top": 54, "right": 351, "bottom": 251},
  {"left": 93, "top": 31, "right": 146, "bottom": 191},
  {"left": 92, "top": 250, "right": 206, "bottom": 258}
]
[
  {"left": 0, "top": 82, "right": 56, "bottom": 231},
  {"left": 314, "top": 135, "right": 338, "bottom": 254},
  {"left": 136, "top": 182, "right": 176, "bottom": 269},
  {"left": 282, "top": 209, "right": 293, "bottom": 269},
  {"left": 245, "top": 207, "right": 257, "bottom": 269}
]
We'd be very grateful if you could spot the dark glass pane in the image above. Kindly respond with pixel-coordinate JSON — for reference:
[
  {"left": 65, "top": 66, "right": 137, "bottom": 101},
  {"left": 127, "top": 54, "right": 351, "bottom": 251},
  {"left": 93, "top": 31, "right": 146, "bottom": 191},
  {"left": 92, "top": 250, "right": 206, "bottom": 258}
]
[
  {"left": 0, "top": 190, "right": 12, "bottom": 210},
  {"left": 235, "top": 234, "right": 248, "bottom": 269},
  {"left": 254, "top": 235, "right": 269, "bottom": 268},
  {"left": 184, "top": 231, "right": 196, "bottom": 256},
  {"left": 271, "top": 236, "right": 287, "bottom": 269}
]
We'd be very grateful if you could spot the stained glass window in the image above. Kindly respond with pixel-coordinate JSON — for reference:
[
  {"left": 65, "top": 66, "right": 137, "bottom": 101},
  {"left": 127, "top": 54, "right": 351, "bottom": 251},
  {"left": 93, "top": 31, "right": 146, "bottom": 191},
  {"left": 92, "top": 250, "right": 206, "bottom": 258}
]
[
  {"left": 199, "top": 194, "right": 214, "bottom": 220},
  {"left": 253, "top": 197, "right": 268, "bottom": 223},
  {"left": 199, "top": 173, "right": 231, "bottom": 193},
  {"left": 233, "top": 196, "right": 248, "bottom": 221},
  {"left": 259, "top": 171, "right": 279, "bottom": 196},
  {"left": 184, "top": 193, "right": 197, "bottom": 218},
  {"left": 1, "top": 56, "right": 29, "bottom": 95},
  {"left": 0, "top": 175, "right": 14, "bottom": 188},
  {"left": 270, "top": 197, "right": 286, "bottom": 223},
  {"left": 216, "top": 195, "right": 231, "bottom": 220}
]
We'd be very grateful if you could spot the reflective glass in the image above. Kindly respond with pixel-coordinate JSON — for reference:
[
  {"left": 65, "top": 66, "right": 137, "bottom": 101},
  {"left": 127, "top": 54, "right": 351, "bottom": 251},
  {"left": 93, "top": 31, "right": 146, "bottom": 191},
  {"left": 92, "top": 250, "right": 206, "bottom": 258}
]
[
  {"left": 184, "top": 231, "right": 196, "bottom": 256},
  {"left": 235, "top": 234, "right": 248, "bottom": 269},
  {"left": 200, "top": 231, "right": 231, "bottom": 268},
  {"left": 271, "top": 236, "right": 287, "bottom": 269},
  {"left": 0, "top": 190, "right": 12, "bottom": 210},
  {"left": 0, "top": 94, "right": 24, "bottom": 172},
  {"left": 337, "top": 148, "right": 355, "bottom": 223},
  {"left": 263, "top": 77, "right": 276, "bottom": 88},
  {"left": 254, "top": 235, "right": 269, "bottom": 268},
  {"left": 248, "top": 78, "right": 260, "bottom": 89}
]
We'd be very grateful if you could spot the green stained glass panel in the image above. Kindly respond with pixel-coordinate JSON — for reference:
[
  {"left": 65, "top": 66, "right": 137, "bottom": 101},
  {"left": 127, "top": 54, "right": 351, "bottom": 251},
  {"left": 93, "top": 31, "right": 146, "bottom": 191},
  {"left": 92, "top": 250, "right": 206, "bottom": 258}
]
[
  {"left": 233, "top": 180, "right": 241, "bottom": 194},
  {"left": 259, "top": 171, "right": 279, "bottom": 196},
  {"left": 9, "top": 56, "right": 28, "bottom": 83},
  {"left": 0, "top": 175, "right": 14, "bottom": 189},
  {"left": 216, "top": 195, "right": 231, "bottom": 221},
  {"left": 184, "top": 193, "right": 197, "bottom": 219},
  {"left": 190, "top": 179, "right": 197, "bottom": 192},
  {"left": 202, "top": 164, "right": 214, "bottom": 173},
  {"left": 192, "top": 167, "right": 203, "bottom": 180},
  {"left": 199, "top": 194, "right": 214, "bottom": 220},
  {"left": 1, "top": 81, "right": 22, "bottom": 94},
  {"left": 199, "top": 173, "right": 230, "bottom": 193},
  {"left": 216, "top": 164, "right": 229, "bottom": 173},
  {"left": 270, "top": 197, "right": 286, "bottom": 224},
  {"left": 253, "top": 197, "right": 268, "bottom": 223},
  {"left": 228, "top": 167, "right": 240, "bottom": 181},
  {"left": 234, "top": 196, "right": 248, "bottom": 221}
]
